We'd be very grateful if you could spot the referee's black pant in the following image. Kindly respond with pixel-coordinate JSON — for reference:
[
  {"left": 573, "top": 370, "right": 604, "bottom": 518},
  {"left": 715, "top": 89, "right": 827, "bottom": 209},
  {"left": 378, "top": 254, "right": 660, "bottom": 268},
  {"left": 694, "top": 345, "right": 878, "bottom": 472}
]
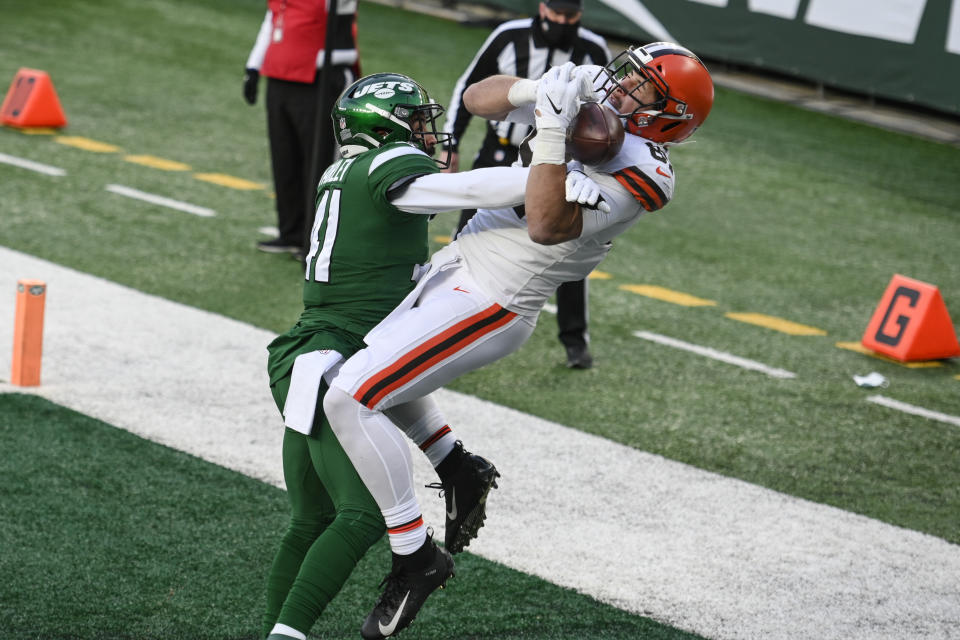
[{"left": 265, "top": 67, "right": 352, "bottom": 249}]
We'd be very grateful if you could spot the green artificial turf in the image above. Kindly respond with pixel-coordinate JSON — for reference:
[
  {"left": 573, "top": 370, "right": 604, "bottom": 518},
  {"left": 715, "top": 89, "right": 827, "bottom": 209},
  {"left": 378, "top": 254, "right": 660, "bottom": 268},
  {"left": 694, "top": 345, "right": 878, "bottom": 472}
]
[
  {"left": 2, "top": 4, "right": 960, "bottom": 638},
  {"left": 0, "top": 393, "right": 700, "bottom": 640}
]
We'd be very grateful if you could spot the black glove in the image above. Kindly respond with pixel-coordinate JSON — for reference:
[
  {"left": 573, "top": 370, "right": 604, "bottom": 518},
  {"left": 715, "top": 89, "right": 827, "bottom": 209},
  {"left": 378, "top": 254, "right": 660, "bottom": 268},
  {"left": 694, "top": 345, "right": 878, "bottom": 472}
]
[{"left": 243, "top": 68, "right": 259, "bottom": 105}]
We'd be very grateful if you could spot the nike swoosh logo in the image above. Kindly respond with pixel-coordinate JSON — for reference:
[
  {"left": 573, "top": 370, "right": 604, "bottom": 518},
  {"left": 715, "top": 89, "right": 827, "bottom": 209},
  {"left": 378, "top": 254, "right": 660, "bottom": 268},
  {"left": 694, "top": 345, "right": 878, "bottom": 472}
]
[
  {"left": 378, "top": 591, "right": 410, "bottom": 636},
  {"left": 447, "top": 487, "right": 457, "bottom": 520},
  {"left": 545, "top": 94, "right": 563, "bottom": 115},
  {"left": 656, "top": 166, "right": 671, "bottom": 178},
  {"left": 453, "top": 286, "right": 470, "bottom": 294}
]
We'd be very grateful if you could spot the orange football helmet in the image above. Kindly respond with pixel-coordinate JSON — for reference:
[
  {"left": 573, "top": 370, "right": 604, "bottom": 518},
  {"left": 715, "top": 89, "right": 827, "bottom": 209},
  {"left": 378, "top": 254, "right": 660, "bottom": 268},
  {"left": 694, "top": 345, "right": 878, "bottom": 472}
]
[{"left": 598, "top": 42, "right": 714, "bottom": 144}]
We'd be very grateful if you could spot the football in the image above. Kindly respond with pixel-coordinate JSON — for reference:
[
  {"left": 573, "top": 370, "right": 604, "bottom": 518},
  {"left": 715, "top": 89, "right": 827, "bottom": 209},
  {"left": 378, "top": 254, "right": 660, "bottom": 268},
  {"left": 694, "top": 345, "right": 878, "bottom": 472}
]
[{"left": 567, "top": 102, "right": 625, "bottom": 165}]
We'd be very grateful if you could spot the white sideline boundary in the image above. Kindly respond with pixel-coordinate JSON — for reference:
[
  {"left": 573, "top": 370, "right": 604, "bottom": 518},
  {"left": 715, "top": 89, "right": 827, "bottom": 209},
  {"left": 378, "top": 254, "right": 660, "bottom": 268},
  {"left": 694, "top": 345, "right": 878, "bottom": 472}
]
[
  {"left": 868, "top": 394, "right": 960, "bottom": 428},
  {"left": 0, "top": 151, "right": 67, "bottom": 176},
  {"left": 1, "top": 246, "right": 958, "bottom": 640},
  {"left": 634, "top": 330, "right": 797, "bottom": 379},
  {"left": 105, "top": 184, "right": 216, "bottom": 217}
]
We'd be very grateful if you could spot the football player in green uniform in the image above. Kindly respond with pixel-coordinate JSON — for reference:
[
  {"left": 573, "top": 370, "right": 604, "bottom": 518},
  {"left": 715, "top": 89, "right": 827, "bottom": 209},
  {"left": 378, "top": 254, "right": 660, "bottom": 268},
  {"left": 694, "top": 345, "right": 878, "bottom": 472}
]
[{"left": 260, "top": 71, "right": 595, "bottom": 640}]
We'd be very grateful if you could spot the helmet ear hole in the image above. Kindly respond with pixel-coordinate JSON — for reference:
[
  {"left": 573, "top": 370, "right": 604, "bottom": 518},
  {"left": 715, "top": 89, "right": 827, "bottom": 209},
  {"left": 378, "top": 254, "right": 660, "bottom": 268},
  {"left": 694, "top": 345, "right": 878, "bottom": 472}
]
[{"left": 660, "top": 121, "right": 682, "bottom": 133}]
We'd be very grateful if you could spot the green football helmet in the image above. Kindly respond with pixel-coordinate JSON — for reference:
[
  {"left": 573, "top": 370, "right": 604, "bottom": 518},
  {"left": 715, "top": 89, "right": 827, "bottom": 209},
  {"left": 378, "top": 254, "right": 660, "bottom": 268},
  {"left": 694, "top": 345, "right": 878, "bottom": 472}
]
[{"left": 332, "top": 72, "right": 451, "bottom": 167}]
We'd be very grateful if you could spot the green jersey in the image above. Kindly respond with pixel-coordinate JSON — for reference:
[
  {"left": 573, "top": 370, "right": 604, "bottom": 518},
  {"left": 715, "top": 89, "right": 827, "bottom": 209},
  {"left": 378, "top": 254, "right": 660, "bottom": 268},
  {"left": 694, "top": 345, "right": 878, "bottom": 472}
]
[
  {"left": 267, "top": 142, "right": 438, "bottom": 387},
  {"left": 302, "top": 142, "right": 439, "bottom": 332}
]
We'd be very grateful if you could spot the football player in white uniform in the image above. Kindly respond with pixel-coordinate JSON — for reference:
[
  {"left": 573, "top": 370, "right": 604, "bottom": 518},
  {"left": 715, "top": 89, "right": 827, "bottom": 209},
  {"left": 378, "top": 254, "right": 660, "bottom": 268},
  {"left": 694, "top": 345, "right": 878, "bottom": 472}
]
[{"left": 325, "top": 42, "right": 714, "bottom": 638}]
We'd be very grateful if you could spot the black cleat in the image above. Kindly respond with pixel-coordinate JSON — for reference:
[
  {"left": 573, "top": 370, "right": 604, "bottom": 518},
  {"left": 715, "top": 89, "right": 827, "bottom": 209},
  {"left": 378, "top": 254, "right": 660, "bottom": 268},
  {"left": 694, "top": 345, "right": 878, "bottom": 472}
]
[
  {"left": 256, "top": 238, "right": 300, "bottom": 254},
  {"left": 427, "top": 441, "right": 500, "bottom": 553},
  {"left": 564, "top": 344, "right": 593, "bottom": 369},
  {"left": 361, "top": 538, "right": 455, "bottom": 639}
]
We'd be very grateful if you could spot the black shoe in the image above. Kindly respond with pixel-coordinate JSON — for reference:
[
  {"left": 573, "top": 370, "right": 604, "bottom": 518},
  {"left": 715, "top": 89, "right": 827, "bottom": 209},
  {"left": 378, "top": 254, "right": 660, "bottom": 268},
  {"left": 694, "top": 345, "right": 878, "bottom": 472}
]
[
  {"left": 427, "top": 441, "right": 500, "bottom": 554},
  {"left": 360, "top": 538, "right": 455, "bottom": 639},
  {"left": 565, "top": 344, "right": 593, "bottom": 369},
  {"left": 256, "top": 238, "right": 299, "bottom": 254}
]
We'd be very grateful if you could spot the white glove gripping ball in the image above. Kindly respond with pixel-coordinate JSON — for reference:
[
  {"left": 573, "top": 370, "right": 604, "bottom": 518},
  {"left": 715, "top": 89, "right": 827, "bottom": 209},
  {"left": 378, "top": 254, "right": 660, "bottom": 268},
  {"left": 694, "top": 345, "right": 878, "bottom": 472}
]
[
  {"left": 565, "top": 169, "right": 610, "bottom": 213},
  {"left": 534, "top": 62, "right": 581, "bottom": 131}
]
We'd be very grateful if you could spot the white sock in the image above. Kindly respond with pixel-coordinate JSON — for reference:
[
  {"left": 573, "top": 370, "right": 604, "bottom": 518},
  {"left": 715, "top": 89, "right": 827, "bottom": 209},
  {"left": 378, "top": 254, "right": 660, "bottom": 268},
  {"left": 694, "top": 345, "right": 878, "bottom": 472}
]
[
  {"left": 384, "top": 499, "right": 428, "bottom": 555},
  {"left": 385, "top": 397, "right": 456, "bottom": 467},
  {"left": 269, "top": 623, "right": 306, "bottom": 640},
  {"left": 419, "top": 426, "right": 456, "bottom": 468}
]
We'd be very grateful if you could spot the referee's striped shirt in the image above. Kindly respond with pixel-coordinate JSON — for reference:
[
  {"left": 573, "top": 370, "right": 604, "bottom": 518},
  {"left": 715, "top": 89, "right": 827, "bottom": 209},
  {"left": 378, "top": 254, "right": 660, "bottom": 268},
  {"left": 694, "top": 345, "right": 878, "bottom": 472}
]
[{"left": 444, "top": 16, "right": 610, "bottom": 152}]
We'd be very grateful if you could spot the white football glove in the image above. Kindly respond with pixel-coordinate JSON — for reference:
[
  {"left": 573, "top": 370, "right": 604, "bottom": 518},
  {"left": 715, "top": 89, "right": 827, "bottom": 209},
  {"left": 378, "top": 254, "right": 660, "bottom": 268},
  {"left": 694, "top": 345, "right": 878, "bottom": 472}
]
[
  {"left": 566, "top": 169, "right": 610, "bottom": 213},
  {"left": 534, "top": 61, "right": 581, "bottom": 131},
  {"left": 571, "top": 65, "right": 601, "bottom": 103},
  {"left": 532, "top": 63, "right": 599, "bottom": 166}
]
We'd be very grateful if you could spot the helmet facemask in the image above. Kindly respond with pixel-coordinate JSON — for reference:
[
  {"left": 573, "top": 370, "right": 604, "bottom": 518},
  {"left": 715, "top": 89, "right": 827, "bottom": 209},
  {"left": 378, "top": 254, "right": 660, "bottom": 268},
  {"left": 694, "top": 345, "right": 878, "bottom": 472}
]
[
  {"left": 333, "top": 73, "right": 452, "bottom": 168},
  {"left": 407, "top": 102, "right": 452, "bottom": 169}
]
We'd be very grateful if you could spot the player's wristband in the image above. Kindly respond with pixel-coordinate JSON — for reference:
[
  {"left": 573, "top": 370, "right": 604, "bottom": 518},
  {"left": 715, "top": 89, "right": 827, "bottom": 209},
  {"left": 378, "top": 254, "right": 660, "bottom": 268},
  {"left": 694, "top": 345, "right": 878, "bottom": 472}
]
[
  {"left": 507, "top": 79, "right": 538, "bottom": 107},
  {"left": 530, "top": 127, "right": 567, "bottom": 166}
]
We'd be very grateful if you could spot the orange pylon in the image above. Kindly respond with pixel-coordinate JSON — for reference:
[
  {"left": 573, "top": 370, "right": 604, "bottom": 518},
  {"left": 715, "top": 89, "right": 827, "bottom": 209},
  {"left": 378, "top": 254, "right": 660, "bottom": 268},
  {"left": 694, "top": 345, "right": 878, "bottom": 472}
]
[{"left": 1, "top": 68, "right": 67, "bottom": 128}]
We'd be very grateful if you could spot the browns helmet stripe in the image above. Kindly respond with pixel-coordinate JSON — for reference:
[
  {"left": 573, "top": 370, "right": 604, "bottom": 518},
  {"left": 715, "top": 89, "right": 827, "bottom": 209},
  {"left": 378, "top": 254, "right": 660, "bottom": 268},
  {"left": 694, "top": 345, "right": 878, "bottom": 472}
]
[{"left": 640, "top": 41, "right": 703, "bottom": 63}]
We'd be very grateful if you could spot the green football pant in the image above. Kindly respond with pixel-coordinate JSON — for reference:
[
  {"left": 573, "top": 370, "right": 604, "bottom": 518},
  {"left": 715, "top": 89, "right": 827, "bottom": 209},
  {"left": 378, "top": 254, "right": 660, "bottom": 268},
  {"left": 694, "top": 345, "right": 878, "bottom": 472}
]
[{"left": 262, "top": 381, "right": 385, "bottom": 637}]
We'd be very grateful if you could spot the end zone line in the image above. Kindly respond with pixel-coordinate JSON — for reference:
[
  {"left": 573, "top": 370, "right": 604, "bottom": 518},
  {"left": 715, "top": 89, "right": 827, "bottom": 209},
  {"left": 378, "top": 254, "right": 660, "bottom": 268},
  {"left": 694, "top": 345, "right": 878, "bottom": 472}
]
[
  {"left": 634, "top": 330, "right": 797, "bottom": 379},
  {"left": 867, "top": 395, "right": 960, "bottom": 427},
  {"left": 105, "top": 184, "right": 215, "bottom": 218},
  {"left": 0, "top": 152, "right": 66, "bottom": 176}
]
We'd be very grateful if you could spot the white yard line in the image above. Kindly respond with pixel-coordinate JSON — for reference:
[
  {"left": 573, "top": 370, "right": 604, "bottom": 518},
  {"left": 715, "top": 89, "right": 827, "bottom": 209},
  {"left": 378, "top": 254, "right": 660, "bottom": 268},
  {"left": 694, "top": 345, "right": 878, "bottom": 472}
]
[
  {"left": 0, "top": 152, "right": 66, "bottom": 176},
  {"left": 634, "top": 330, "right": 797, "bottom": 379},
  {"left": 1, "top": 246, "right": 958, "bottom": 640},
  {"left": 105, "top": 184, "right": 215, "bottom": 217},
  {"left": 868, "top": 394, "right": 960, "bottom": 427}
]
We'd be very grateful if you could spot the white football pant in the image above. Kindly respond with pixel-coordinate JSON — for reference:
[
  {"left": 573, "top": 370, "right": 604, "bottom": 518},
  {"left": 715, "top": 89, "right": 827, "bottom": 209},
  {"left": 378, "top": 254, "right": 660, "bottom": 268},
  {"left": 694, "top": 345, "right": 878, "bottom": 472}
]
[{"left": 324, "top": 259, "right": 535, "bottom": 522}]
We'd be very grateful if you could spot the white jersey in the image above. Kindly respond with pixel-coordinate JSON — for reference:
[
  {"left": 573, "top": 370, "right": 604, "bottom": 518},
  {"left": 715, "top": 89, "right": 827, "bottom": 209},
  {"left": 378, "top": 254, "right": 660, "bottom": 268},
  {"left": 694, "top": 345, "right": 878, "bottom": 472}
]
[
  {"left": 326, "top": 78, "right": 680, "bottom": 539},
  {"left": 457, "top": 128, "right": 676, "bottom": 316}
]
